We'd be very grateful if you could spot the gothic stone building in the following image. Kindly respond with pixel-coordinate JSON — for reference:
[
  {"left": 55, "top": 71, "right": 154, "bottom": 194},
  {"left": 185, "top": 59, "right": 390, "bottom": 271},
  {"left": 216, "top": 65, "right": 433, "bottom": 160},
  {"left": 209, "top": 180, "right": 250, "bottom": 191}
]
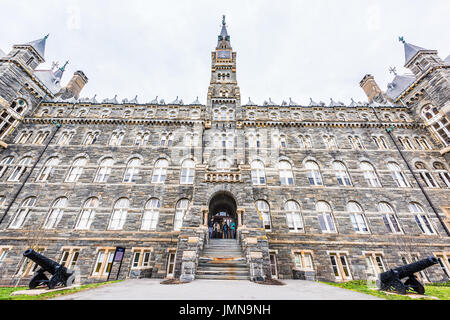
[{"left": 0, "top": 19, "right": 449, "bottom": 285}]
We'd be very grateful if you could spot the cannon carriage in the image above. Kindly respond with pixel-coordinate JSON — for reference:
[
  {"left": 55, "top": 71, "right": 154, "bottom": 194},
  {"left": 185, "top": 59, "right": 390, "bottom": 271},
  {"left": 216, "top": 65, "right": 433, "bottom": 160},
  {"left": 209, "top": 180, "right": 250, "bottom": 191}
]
[
  {"left": 376, "top": 256, "right": 438, "bottom": 295},
  {"left": 23, "top": 249, "right": 75, "bottom": 289}
]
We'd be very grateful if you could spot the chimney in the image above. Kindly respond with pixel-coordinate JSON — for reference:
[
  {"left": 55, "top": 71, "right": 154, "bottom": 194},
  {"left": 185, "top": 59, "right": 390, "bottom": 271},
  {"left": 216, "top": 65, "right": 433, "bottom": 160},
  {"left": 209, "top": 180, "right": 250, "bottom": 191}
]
[
  {"left": 359, "top": 74, "right": 382, "bottom": 103},
  {"left": 62, "top": 71, "right": 88, "bottom": 99}
]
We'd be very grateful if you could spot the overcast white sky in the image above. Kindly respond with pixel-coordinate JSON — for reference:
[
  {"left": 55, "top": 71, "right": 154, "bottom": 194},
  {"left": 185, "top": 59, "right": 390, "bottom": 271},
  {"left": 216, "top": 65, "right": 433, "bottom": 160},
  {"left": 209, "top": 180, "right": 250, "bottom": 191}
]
[{"left": 1, "top": 0, "right": 449, "bottom": 105}]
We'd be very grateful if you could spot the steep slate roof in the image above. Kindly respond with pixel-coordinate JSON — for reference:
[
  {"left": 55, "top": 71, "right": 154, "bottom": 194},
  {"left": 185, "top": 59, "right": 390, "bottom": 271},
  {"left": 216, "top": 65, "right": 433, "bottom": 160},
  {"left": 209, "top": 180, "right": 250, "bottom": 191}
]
[
  {"left": 386, "top": 73, "right": 416, "bottom": 100},
  {"left": 34, "top": 69, "right": 62, "bottom": 95},
  {"left": 22, "top": 35, "right": 48, "bottom": 61}
]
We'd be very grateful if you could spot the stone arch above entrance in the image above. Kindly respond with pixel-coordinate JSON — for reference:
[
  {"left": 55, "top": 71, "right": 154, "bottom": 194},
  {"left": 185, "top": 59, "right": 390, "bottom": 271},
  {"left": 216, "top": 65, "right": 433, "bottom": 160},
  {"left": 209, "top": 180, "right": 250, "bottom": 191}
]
[{"left": 207, "top": 191, "right": 238, "bottom": 239}]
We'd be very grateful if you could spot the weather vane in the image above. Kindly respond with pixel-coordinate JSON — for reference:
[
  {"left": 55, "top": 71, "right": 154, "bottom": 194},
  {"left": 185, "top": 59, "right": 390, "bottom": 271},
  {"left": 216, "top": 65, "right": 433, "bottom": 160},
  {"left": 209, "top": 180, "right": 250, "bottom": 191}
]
[
  {"left": 51, "top": 61, "right": 59, "bottom": 71},
  {"left": 398, "top": 36, "right": 405, "bottom": 44},
  {"left": 389, "top": 66, "right": 397, "bottom": 76},
  {"left": 222, "top": 15, "right": 226, "bottom": 25}
]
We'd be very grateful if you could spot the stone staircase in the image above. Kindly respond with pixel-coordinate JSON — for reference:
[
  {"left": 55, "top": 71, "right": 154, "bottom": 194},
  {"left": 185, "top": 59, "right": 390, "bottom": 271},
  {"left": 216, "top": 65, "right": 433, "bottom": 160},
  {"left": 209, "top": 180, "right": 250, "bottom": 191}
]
[{"left": 196, "top": 239, "right": 250, "bottom": 280}]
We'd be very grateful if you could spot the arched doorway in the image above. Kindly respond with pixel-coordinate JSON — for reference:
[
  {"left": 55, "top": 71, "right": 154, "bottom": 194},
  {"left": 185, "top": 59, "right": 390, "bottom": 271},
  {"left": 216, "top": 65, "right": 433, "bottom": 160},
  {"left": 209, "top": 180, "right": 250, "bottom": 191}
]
[{"left": 208, "top": 192, "right": 237, "bottom": 239}]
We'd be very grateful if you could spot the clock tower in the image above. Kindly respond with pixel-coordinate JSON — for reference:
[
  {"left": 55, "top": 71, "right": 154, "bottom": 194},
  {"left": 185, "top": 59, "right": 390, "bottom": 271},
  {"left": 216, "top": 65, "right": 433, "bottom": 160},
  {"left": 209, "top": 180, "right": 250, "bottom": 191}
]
[{"left": 207, "top": 15, "right": 241, "bottom": 121}]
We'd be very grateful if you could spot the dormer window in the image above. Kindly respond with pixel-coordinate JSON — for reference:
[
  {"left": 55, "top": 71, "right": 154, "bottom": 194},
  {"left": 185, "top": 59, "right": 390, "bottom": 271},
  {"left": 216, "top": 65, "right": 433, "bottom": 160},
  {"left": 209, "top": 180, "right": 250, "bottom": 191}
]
[{"left": 26, "top": 57, "right": 34, "bottom": 66}]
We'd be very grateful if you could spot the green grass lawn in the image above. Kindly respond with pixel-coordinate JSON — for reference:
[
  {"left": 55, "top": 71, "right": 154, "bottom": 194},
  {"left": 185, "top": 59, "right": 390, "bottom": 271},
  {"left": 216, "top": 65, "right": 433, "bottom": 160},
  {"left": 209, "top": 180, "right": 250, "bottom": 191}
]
[
  {"left": 0, "top": 280, "right": 122, "bottom": 300},
  {"left": 321, "top": 280, "right": 450, "bottom": 300}
]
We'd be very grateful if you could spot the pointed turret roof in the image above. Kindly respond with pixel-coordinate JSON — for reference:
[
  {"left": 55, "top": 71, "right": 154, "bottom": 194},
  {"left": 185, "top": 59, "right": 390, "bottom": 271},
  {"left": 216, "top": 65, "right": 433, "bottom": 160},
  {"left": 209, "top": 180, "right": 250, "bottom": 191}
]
[
  {"left": 399, "top": 36, "right": 435, "bottom": 66},
  {"left": 217, "top": 15, "right": 231, "bottom": 48},
  {"left": 22, "top": 34, "right": 49, "bottom": 61},
  {"left": 54, "top": 60, "right": 68, "bottom": 80}
]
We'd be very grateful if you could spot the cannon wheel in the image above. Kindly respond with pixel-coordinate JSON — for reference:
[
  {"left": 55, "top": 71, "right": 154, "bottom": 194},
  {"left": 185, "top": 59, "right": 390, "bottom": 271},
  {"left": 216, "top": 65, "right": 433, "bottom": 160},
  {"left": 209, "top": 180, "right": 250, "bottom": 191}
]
[
  {"left": 65, "top": 274, "right": 75, "bottom": 287},
  {"left": 405, "top": 277, "right": 425, "bottom": 295},
  {"left": 390, "top": 279, "right": 407, "bottom": 295},
  {"left": 29, "top": 272, "right": 48, "bottom": 289}
]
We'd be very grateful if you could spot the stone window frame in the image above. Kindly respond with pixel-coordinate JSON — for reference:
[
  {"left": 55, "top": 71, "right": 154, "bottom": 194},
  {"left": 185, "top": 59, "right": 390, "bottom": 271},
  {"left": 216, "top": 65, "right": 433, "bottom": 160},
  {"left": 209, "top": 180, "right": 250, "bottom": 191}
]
[
  {"left": 292, "top": 250, "right": 314, "bottom": 271},
  {"left": 94, "top": 157, "right": 114, "bottom": 183},
  {"left": 421, "top": 104, "right": 449, "bottom": 147},
  {"left": 36, "top": 156, "right": 60, "bottom": 182},
  {"left": 42, "top": 196, "right": 68, "bottom": 229},
  {"left": 347, "top": 201, "right": 370, "bottom": 234},
  {"left": 108, "top": 198, "right": 129, "bottom": 231},
  {"left": 284, "top": 200, "right": 304, "bottom": 233},
  {"left": 130, "top": 247, "right": 153, "bottom": 269},
  {"left": 0, "top": 156, "right": 14, "bottom": 179},
  {"left": 333, "top": 161, "right": 352, "bottom": 187},
  {"left": 305, "top": 160, "right": 323, "bottom": 186},
  {"left": 15, "top": 130, "right": 33, "bottom": 144},
  {"left": 316, "top": 201, "right": 338, "bottom": 234},
  {"left": 348, "top": 135, "right": 365, "bottom": 150},
  {"left": 59, "top": 246, "right": 81, "bottom": 269},
  {"left": 360, "top": 161, "right": 382, "bottom": 188},
  {"left": 109, "top": 131, "right": 125, "bottom": 146},
  {"left": 363, "top": 251, "right": 387, "bottom": 277},
  {"left": 298, "top": 135, "right": 312, "bottom": 149},
  {"left": 173, "top": 199, "right": 190, "bottom": 231},
  {"left": 8, "top": 156, "right": 32, "bottom": 182},
  {"left": 123, "top": 158, "right": 141, "bottom": 183},
  {"left": 387, "top": 161, "right": 410, "bottom": 188},
  {"left": 135, "top": 131, "right": 150, "bottom": 146},
  {"left": 378, "top": 202, "right": 403, "bottom": 234},
  {"left": 0, "top": 195, "right": 5, "bottom": 207},
  {"left": 180, "top": 159, "right": 195, "bottom": 185},
  {"left": 65, "top": 156, "right": 88, "bottom": 183},
  {"left": 322, "top": 134, "right": 337, "bottom": 150},
  {"left": 151, "top": 158, "right": 169, "bottom": 184},
  {"left": 433, "top": 162, "right": 450, "bottom": 188},
  {"left": 75, "top": 197, "right": 99, "bottom": 230},
  {"left": 8, "top": 196, "right": 37, "bottom": 229},
  {"left": 255, "top": 199, "right": 272, "bottom": 232},
  {"left": 372, "top": 135, "right": 389, "bottom": 150},
  {"left": 250, "top": 160, "right": 266, "bottom": 186},
  {"left": 409, "top": 202, "right": 436, "bottom": 235},
  {"left": 82, "top": 130, "right": 100, "bottom": 145},
  {"left": 0, "top": 246, "right": 12, "bottom": 268},
  {"left": 91, "top": 247, "right": 116, "bottom": 278},
  {"left": 32, "top": 130, "right": 50, "bottom": 145},
  {"left": 413, "top": 136, "right": 432, "bottom": 150},
  {"left": 269, "top": 250, "right": 279, "bottom": 279},
  {"left": 278, "top": 160, "right": 294, "bottom": 186},
  {"left": 0, "top": 98, "right": 29, "bottom": 141},
  {"left": 141, "top": 198, "right": 160, "bottom": 231},
  {"left": 400, "top": 253, "right": 430, "bottom": 283},
  {"left": 327, "top": 251, "right": 353, "bottom": 282},
  {"left": 433, "top": 252, "right": 450, "bottom": 278},
  {"left": 159, "top": 132, "right": 174, "bottom": 147},
  {"left": 56, "top": 130, "right": 75, "bottom": 145},
  {"left": 414, "top": 161, "right": 439, "bottom": 188},
  {"left": 165, "top": 248, "right": 177, "bottom": 279}
]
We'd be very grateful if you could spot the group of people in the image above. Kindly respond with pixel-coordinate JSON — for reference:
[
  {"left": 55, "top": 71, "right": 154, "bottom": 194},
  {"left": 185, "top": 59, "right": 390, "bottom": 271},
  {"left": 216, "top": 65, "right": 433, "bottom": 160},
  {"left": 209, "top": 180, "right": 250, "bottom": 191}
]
[{"left": 208, "top": 218, "right": 236, "bottom": 239}]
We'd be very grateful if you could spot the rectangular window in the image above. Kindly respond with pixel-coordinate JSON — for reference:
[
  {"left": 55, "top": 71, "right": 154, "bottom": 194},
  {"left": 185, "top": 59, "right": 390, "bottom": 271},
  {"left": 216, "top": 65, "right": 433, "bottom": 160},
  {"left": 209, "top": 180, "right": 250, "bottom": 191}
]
[
  {"left": 60, "top": 249, "right": 80, "bottom": 269},
  {"left": 329, "top": 252, "right": 352, "bottom": 281},
  {"left": 17, "top": 248, "right": 45, "bottom": 276},
  {"left": 92, "top": 249, "right": 115, "bottom": 277},
  {"left": 365, "top": 253, "right": 386, "bottom": 276},
  {"left": 0, "top": 248, "right": 9, "bottom": 267},
  {"left": 415, "top": 215, "right": 435, "bottom": 235},
  {"left": 166, "top": 251, "right": 176, "bottom": 278},
  {"left": 435, "top": 253, "right": 450, "bottom": 278},
  {"left": 269, "top": 253, "right": 278, "bottom": 279},
  {"left": 131, "top": 249, "right": 152, "bottom": 269},
  {"left": 294, "top": 252, "right": 314, "bottom": 271}
]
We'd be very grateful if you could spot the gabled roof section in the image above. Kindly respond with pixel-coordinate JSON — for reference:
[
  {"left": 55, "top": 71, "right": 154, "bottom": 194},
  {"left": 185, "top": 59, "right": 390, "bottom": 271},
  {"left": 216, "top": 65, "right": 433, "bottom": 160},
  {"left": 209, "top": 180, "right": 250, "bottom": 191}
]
[{"left": 386, "top": 73, "right": 416, "bottom": 100}]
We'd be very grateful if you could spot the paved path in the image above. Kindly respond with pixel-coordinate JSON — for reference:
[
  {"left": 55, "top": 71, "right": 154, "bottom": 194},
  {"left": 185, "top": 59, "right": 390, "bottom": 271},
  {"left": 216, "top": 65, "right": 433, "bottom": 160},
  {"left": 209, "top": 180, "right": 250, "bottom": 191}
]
[{"left": 53, "top": 279, "right": 382, "bottom": 300}]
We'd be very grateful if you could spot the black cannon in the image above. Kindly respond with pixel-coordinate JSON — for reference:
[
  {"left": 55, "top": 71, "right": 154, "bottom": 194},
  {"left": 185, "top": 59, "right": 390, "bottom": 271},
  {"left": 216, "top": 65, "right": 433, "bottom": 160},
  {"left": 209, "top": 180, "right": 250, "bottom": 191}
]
[
  {"left": 376, "top": 256, "right": 438, "bottom": 295},
  {"left": 23, "top": 249, "right": 75, "bottom": 289}
]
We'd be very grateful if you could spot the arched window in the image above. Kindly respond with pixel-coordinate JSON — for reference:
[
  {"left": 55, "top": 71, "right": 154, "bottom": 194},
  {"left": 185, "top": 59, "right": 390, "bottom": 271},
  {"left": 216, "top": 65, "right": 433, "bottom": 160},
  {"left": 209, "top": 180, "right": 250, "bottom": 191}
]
[
  {"left": 174, "top": 199, "right": 189, "bottom": 231},
  {"left": 9, "top": 196, "right": 36, "bottom": 229},
  {"left": 16, "top": 131, "right": 32, "bottom": 144},
  {"left": 348, "top": 136, "right": 364, "bottom": 150},
  {"left": 415, "top": 137, "right": 432, "bottom": 150},
  {"left": 284, "top": 200, "right": 304, "bottom": 232},
  {"left": 333, "top": 161, "right": 352, "bottom": 186},
  {"left": 109, "top": 132, "right": 124, "bottom": 146},
  {"left": 415, "top": 162, "right": 438, "bottom": 188},
  {"left": 255, "top": 200, "right": 271, "bottom": 231},
  {"left": 279, "top": 160, "right": 294, "bottom": 185},
  {"left": 388, "top": 162, "right": 409, "bottom": 187},
  {"left": 66, "top": 157, "right": 87, "bottom": 182},
  {"left": 251, "top": 160, "right": 266, "bottom": 185},
  {"left": 298, "top": 135, "right": 312, "bottom": 149},
  {"left": 347, "top": 202, "right": 369, "bottom": 233},
  {"left": 33, "top": 131, "right": 49, "bottom": 144},
  {"left": 180, "top": 159, "right": 195, "bottom": 184},
  {"left": 160, "top": 133, "right": 173, "bottom": 147},
  {"left": 108, "top": 198, "right": 129, "bottom": 230},
  {"left": 433, "top": 162, "right": 450, "bottom": 188},
  {"left": 305, "top": 161, "right": 323, "bottom": 186},
  {"left": 76, "top": 197, "right": 98, "bottom": 230},
  {"left": 360, "top": 161, "right": 381, "bottom": 187},
  {"left": 57, "top": 131, "right": 73, "bottom": 145},
  {"left": 378, "top": 202, "right": 402, "bottom": 234},
  {"left": 36, "top": 157, "right": 59, "bottom": 182},
  {"left": 135, "top": 132, "right": 150, "bottom": 146},
  {"left": 142, "top": 198, "right": 160, "bottom": 231},
  {"left": 216, "top": 159, "right": 230, "bottom": 171},
  {"left": 323, "top": 135, "right": 337, "bottom": 149},
  {"left": 316, "top": 201, "right": 336, "bottom": 233},
  {"left": 43, "top": 197, "right": 67, "bottom": 229},
  {"left": 8, "top": 156, "right": 32, "bottom": 182},
  {"left": 152, "top": 159, "right": 168, "bottom": 183},
  {"left": 95, "top": 158, "right": 114, "bottom": 183},
  {"left": 0, "top": 156, "right": 14, "bottom": 178},
  {"left": 123, "top": 158, "right": 141, "bottom": 183},
  {"left": 421, "top": 105, "right": 449, "bottom": 146},
  {"left": 409, "top": 202, "right": 435, "bottom": 235},
  {"left": 83, "top": 132, "right": 98, "bottom": 145}
]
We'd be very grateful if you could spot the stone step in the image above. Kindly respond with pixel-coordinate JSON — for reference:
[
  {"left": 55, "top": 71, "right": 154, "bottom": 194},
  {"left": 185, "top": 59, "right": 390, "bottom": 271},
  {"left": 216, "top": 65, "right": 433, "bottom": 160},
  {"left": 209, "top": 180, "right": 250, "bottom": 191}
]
[
  {"left": 197, "top": 266, "right": 248, "bottom": 272},
  {"left": 202, "top": 250, "right": 243, "bottom": 254},
  {"left": 195, "top": 274, "right": 250, "bottom": 280}
]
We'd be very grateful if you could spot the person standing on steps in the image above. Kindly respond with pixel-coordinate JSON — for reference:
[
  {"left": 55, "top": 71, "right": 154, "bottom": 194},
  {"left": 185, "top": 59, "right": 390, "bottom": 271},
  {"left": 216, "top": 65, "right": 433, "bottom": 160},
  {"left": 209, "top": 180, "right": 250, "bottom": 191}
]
[
  {"left": 231, "top": 220, "right": 236, "bottom": 239},
  {"left": 223, "top": 220, "right": 228, "bottom": 239},
  {"left": 213, "top": 221, "right": 220, "bottom": 238},
  {"left": 208, "top": 218, "right": 214, "bottom": 239}
]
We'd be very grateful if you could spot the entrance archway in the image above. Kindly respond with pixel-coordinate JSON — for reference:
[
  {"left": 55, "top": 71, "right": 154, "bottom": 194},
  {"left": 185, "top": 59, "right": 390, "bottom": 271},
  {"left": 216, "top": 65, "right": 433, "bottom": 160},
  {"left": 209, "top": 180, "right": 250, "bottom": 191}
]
[{"left": 208, "top": 192, "right": 237, "bottom": 239}]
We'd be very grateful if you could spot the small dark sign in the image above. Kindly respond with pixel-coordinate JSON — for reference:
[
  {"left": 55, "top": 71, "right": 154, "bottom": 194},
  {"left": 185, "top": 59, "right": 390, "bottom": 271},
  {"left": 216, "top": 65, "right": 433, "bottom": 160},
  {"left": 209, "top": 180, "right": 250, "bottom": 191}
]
[{"left": 114, "top": 247, "right": 125, "bottom": 262}]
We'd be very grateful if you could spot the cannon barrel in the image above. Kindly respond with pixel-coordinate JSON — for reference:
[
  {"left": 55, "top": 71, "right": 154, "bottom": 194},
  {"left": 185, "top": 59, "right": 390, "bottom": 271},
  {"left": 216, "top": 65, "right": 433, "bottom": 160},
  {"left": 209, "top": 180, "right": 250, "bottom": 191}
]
[
  {"left": 23, "top": 249, "right": 63, "bottom": 275},
  {"left": 379, "top": 256, "right": 438, "bottom": 283}
]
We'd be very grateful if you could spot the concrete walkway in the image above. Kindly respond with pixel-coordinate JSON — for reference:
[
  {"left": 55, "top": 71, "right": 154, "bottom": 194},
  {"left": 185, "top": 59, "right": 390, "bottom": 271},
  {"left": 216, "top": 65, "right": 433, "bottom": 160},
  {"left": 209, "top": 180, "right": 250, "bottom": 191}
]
[{"left": 53, "top": 279, "right": 382, "bottom": 300}]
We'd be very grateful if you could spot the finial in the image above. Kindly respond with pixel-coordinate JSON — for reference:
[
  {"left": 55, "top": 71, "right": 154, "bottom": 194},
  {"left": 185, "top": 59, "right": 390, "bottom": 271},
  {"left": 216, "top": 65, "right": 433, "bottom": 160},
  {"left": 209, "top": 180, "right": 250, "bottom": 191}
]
[
  {"left": 389, "top": 66, "right": 397, "bottom": 75},
  {"left": 60, "top": 60, "right": 69, "bottom": 71},
  {"left": 44, "top": 34, "right": 49, "bottom": 40},
  {"left": 51, "top": 61, "right": 59, "bottom": 71},
  {"left": 398, "top": 36, "right": 405, "bottom": 44},
  {"left": 222, "top": 15, "right": 226, "bottom": 25}
]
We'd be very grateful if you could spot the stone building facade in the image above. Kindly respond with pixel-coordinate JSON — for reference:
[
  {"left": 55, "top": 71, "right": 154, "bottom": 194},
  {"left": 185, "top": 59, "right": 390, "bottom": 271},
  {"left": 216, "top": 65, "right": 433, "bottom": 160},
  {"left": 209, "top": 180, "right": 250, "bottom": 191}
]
[{"left": 0, "top": 18, "right": 449, "bottom": 285}]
